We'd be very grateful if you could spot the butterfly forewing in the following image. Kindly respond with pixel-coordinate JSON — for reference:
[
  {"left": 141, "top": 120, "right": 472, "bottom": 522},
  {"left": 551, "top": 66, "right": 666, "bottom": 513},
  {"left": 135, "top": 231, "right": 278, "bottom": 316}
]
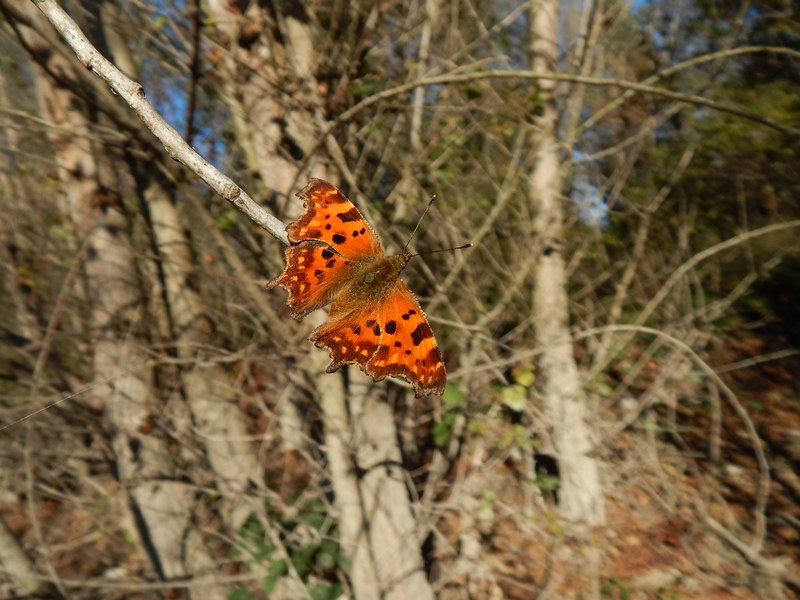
[
  {"left": 287, "top": 178, "right": 382, "bottom": 261},
  {"left": 267, "top": 241, "right": 355, "bottom": 320}
]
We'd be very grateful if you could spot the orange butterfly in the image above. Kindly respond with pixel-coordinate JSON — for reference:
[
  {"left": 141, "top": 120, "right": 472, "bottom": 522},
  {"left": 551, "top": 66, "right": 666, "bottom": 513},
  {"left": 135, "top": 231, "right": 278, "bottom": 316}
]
[{"left": 268, "top": 178, "right": 446, "bottom": 397}]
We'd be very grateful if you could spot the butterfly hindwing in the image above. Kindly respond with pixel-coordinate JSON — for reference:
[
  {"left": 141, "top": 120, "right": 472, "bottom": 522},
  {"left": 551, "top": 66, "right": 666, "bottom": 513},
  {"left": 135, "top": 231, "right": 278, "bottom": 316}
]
[
  {"left": 309, "top": 305, "right": 383, "bottom": 374},
  {"left": 367, "top": 282, "right": 445, "bottom": 397},
  {"left": 309, "top": 281, "right": 445, "bottom": 398}
]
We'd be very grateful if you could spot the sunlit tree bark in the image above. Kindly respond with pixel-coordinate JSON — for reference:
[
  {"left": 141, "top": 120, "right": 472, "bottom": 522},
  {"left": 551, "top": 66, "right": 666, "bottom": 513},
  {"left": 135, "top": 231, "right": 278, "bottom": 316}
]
[
  {"left": 202, "top": 3, "right": 435, "bottom": 597},
  {"left": 528, "top": 0, "right": 605, "bottom": 527},
  {"left": 2, "top": 2, "right": 226, "bottom": 595}
]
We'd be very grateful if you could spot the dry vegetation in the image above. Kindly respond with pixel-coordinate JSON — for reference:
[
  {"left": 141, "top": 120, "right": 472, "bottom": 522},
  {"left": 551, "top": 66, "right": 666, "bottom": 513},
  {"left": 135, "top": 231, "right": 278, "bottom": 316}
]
[{"left": 1, "top": 0, "right": 799, "bottom": 598}]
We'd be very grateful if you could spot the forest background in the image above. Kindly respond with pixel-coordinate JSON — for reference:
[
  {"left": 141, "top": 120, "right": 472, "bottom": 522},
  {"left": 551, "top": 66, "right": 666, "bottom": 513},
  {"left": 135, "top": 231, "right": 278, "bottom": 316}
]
[{"left": 0, "top": 0, "right": 798, "bottom": 598}]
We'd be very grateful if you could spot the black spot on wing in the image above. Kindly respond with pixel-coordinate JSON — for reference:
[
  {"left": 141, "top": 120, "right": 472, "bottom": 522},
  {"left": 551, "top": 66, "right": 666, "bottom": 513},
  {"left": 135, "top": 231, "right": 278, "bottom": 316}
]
[
  {"left": 385, "top": 320, "right": 397, "bottom": 334},
  {"left": 401, "top": 309, "right": 417, "bottom": 321},
  {"left": 372, "top": 323, "right": 381, "bottom": 336},
  {"left": 411, "top": 322, "right": 433, "bottom": 346},
  {"left": 423, "top": 348, "right": 442, "bottom": 366},
  {"left": 332, "top": 233, "right": 346, "bottom": 245},
  {"left": 336, "top": 207, "right": 362, "bottom": 223},
  {"left": 321, "top": 248, "right": 335, "bottom": 259}
]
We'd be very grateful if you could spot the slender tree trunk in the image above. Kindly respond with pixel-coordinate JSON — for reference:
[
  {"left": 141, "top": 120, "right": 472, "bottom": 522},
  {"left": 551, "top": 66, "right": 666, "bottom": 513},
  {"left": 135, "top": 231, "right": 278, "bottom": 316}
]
[
  {"left": 528, "top": 0, "right": 605, "bottom": 527},
  {"left": 144, "top": 174, "right": 264, "bottom": 529},
  {"left": 97, "top": 2, "right": 263, "bottom": 585},
  {"left": 203, "top": 4, "right": 436, "bottom": 597}
]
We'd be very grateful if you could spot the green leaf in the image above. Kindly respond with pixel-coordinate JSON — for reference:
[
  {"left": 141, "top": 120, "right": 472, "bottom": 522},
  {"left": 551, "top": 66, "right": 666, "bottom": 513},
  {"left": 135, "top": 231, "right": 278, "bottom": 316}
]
[
  {"left": 310, "top": 583, "right": 343, "bottom": 600},
  {"left": 290, "top": 544, "right": 317, "bottom": 577},
  {"left": 587, "top": 378, "right": 614, "bottom": 397},
  {"left": 466, "top": 419, "right": 488, "bottom": 436},
  {"left": 263, "top": 576, "right": 278, "bottom": 594},
  {"left": 228, "top": 588, "right": 258, "bottom": 600},
  {"left": 512, "top": 364, "right": 535, "bottom": 387},
  {"left": 350, "top": 81, "right": 379, "bottom": 96},
  {"left": 267, "top": 559, "right": 287, "bottom": 578},
  {"left": 535, "top": 475, "right": 560, "bottom": 492},
  {"left": 263, "top": 559, "right": 289, "bottom": 593},
  {"left": 317, "top": 539, "right": 339, "bottom": 571},
  {"left": 433, "top": 420, "right": 452, "bottom": 447},
  {"left": 500, "top": 384, "right": 527, "bottom": 411},
  {"left": 442, "top": 385, "right": 465, "bottom": 409},
  {"left": 215, "top": 208, "right": 240, "bottom": 230}
]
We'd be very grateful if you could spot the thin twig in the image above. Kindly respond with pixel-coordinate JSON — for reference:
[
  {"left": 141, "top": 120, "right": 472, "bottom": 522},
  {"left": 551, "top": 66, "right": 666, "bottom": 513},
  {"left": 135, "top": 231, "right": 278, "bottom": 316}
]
[
  {"left": 585, "top": 324, "right": 770, "bottom": 558},
  {"left": 635, "top": 221, "right": 800, "bottom": 329},
  {"left": 30, "top": 0, "right": 288, "bottom": 244}
]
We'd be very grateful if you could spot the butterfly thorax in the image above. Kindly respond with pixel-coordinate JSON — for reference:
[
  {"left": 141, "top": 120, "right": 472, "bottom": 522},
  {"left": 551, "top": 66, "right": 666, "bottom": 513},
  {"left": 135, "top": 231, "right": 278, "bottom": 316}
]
[{"left": 343, "top": 253, "right": 410, "bottom": 306}]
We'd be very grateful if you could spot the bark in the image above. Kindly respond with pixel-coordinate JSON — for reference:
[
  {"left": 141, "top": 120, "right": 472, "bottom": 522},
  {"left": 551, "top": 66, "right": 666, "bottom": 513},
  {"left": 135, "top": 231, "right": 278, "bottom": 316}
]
[
  {"left": 142, "top": 170, "right": 264, "bottom": 531},
  {"left": 202, "top": 0, "right": 320, "bottom": 193},
  {"left": 0, "top": 517, "right": 41, "bottom": 596},
  {"left": 100, "top": 0, "right": 261, "bottom": 580},
  {"left": 352, "top": 386, "right": 434, "bottom": 599},
  {"left": 302, "top": 315, "right": 435, "bottom": 600},
  {"left": 528, "top": 0, "right": 605, "bottom": 527},
  {"left": 0, "top": 76, "right": 39, "bottom": 344},
  {"left": 9, "top": 2, "right": 225, "bottom": 595}
]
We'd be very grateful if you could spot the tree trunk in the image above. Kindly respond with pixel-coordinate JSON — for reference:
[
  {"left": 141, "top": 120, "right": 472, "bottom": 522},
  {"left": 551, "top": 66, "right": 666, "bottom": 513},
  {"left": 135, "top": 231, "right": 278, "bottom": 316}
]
[
  {"left": 10, "top": 2, "right": 227, "bottom": 595},
  {"left": 203, "top": 4, "right": 436, "bottom": 597},
  {"left": 528, "top": 0, "right": 605, "bottom": 527}
]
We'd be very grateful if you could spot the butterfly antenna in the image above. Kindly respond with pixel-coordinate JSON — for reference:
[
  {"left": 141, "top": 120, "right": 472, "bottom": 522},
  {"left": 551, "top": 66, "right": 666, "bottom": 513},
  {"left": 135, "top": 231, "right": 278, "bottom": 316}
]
[
  {"left": 402, "top": 194, "right": 437, "bottom": 253},
  {"left": 407, "top": 243, "right": 473, "bottom": 259}
]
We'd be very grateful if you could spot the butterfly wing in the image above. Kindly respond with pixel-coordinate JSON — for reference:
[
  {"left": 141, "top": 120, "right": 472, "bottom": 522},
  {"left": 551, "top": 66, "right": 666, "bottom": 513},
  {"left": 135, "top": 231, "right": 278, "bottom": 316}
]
[
  {"left": 310, "top": 281, "right": 446, "bottom": 397},
  {"left": 288, "top": 178, "right": 382, "bottom": 261},
  {"left": 269, "top": 179, "right": 382, "bottom": 317},
  {"left": 267, "top": 241, "right": 355, "bottom": 319}
]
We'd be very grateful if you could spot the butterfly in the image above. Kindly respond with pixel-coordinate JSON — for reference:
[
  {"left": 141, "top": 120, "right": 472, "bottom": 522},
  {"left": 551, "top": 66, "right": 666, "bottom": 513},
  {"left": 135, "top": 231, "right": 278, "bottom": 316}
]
[{"left": 268, "top": 178, "right": 446, "bottom": 397}]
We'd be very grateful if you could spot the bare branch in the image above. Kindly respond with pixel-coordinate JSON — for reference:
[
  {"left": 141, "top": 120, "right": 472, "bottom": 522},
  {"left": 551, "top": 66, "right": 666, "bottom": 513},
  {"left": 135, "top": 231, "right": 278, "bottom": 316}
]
[
  {"left": 587, "top": 324, "right": 770, "bottom": 558},
  {"left": 30, "top": 0, "right": 289, "bottom": 245},
  {"left": 635, "top": 220, "right": 800, "bottom": 329}
]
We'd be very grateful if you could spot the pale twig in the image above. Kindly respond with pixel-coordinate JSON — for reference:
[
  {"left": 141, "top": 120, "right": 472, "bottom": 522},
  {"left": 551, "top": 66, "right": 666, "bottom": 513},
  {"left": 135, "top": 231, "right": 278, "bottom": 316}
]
[
  {"left": 584, "top": 324, "right": 770, "bottom": 559},
  {"left": 592, "top": 143, "right": 697, "bottom": 370},
  {"left": 293, "top": 45, "right": 800, "bottom": 186},
  {"left": 635, "top": 221, "right": 800, "bottom": 329},
  {"left": 313, "top": 47, "right": 800, "bottom": 164},
  {"left": 574, "top": 45, "right": 798, "bottom": 137},
  {"left": 590, "top": 220, "right": 800, "bottom": 379},
  {"left": 702, "top": 513, "right": 800, "bottom": 588},
  {"left": 30, "top": 0, "right": 288, "bottom": 244},
  {"left": 715, "top": 348, "right": 800, "bottom": 374}
]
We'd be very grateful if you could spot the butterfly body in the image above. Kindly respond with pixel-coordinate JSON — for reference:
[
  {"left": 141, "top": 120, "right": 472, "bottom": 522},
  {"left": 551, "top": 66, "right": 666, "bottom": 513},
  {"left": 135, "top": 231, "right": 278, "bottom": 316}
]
[
  {"left": 337, "top": 253, "right": 409, "bottom": 306},
  {"left": 269, "top": 179, "right": 446, "bottom": 397}
]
